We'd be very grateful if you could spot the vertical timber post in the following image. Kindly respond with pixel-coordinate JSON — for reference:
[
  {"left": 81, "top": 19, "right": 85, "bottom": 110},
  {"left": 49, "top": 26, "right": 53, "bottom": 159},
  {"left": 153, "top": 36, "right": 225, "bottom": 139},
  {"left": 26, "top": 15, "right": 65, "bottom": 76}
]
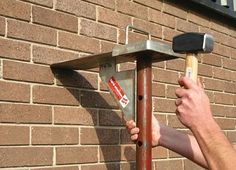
[{"left": 136, "top": 55, "right": 152, "bottom": 170}]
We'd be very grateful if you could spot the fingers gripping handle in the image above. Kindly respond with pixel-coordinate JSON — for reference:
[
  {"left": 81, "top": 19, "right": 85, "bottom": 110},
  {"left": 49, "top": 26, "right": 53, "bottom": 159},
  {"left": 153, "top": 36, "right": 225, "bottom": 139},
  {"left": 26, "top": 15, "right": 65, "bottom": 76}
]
[{"left": 185, "top": 53, "right": 198, "bottom": 82}]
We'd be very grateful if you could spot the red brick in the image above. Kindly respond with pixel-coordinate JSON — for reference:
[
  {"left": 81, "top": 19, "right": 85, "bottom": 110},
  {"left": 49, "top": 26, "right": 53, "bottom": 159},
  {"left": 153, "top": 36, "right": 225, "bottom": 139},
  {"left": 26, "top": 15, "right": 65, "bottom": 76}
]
[
  {"left": 119, "top": 29, "right": 147, "bottom": 44},
  {"left": 0, "top": 0, "right": 31, "bottom": 21},
  {"left": 99, "top": 109, "right": 124, "bottom": 126},
  {"left": 223, "top": 58, "right": 236, "bottom": 71},
  {"left": 83, "top": 0, "right": 115, "bottom": 9},
  {"left": 166, "top": 85, "right": 178, "bottom": 99},
  {"left": 8, "top": 20, "right": 57, "bottom": 46},
  {"left": 211, "top": 21, "right": 230, "bottom": 35},
  {"left": 184, "top": 159, "right": 205, "bottom": 170},
  {"left": 0, "top": 103, "right": 52, "bottom": 124},
  {"left": 120, "top": 162, "right": 136, "bottom": 170},
  {"left": 213, "top": 67, "right": 232, "bottom": 81},
  {"left": 98, "top": 7, "right": 131, "bottom": 28},
  {"left": 153, "top": 68, "right": 179, "bottom": 85},
  {"left": 0, "top": 147, "right": 53, "bottom": 168},
  {"left": 224, "top": 81, "right": 236, "bottom": 94},
  {"left": 163, "top": 2, "right": 187, "bottom": 19},
  {"left": 117, "top": 0, "right": 148, "bottom": 20},
  {"left": 80, "top": 19, "right": 117, "bottom": 42},
  {"left": 203, "top": 78, "right": 224, "bottom": 92},
  {"left": 215, "top": 118, "right": 235, "bottom": 130},
  {"left": 166, "top": 58, "right": 185, "bottom": 72},
  {"left": 211, "top": 104, "right": 227, "bottom": 117},
  {"left": 58, "top": 31, "right": 100, "bottom": 53},
  {"left": 227, "top": 131, "right": 236, "bottom": 143},
  {"left": 20, "top": 0, "right": 53, "bottom": 8},
  {"left": 134, "top": 0, "right": 162, "bottom": 10},
  {"left": 56, "top": 0, "right": 96, "bottom": 20},
  {"left": 99, "top": 146, "right": 121, "bottom": 162},
  {"left": 121, "top": 145, "right": 136, "bottom": 161},
  {"left": 34, "top": 167, "right": 79, "bottom": 170},
  {"left": 3, "top": 60, "right": 54, "bottom": 84},
  {"left": 213, "top": 43, "right": 231, "bottom": 58},
  {"left": 81, "top": 127, "right": 119, "bottom": 144},
  {"left": 120, "top": 129, "right": 133, "bottom": 144},
  {"left": 0, "top": 38, "right": 30, "bottom": 61},
  {"left": 163, "top": 27, "right": 181, "bottom": 42},
  {"left": 0, "top": 81, "right": 30, "bottom": 102},
  {"left": 33, "top": 6, "right": 78, "bottom": 32},
  {"left": 133, "top": 18, "right": 162, "bottom": 39},
  {"left": 152, "top": 146, "right": 168, "bottom": 159},
  {"left": 149, "top": 9, "right": 175, "bottom": 28},
  {"left": 225, "top": 107, "right": 236, "bottom": 118},
  {"left": 198, "top": 63, "right": 213, "bottom": 78},
  {"left": 176, "top": 19, "right": 199, "bottom": 33},
  {"left": 188, "top": 11, "right": 210, "bottom": 27},
  {"left": 56, "top": 147, "right": 98, "bottom": 164},
  {"left": 231, "top": 48, "right": 236, "bottom": 60},
  {"left": 54, "top": 107, "right": 97, "bottom": 125},
  {"left": 33, "top": 45, "right": 78, "bottom": 65},
  {"left": 55, "top": 69, "right": 98, "bottom": 89},
  {"left": 152, "top": 82, "right": 165, "bottom": 97},
  {"left": 201, "top": 53, "right": 222, "bottom": 67},
  {"left": 32, "top": 126, "right": 79, "bottom": 145},
  {"left": 0, "top": 126, "right": 29, "bottom": 145},
  {"left": 81, "top": 90, "right": 118, "bottom": 109},
  {"left": 33, "top": 85, "right": 80, "bottom": 106},
  {"left": 153, "top": 98, "right": 176, "bottom": 113},
  {"left": 214, "top": 92, "right": 234, "bottom": 105},
  {"left": 81, "top": 164, "right": 120, "bottom": 170},
  {"left": 155, "top": 160, "right": 183, "bottom": 170},
  {"left": 0, "top": 17, "right": 5, "bottom": 36},
  {"left": 168, "top": 115, "right": 185, "bottom": 128},
  {"left": 101, "top": 41, "right": 116, "bottom": 53}
]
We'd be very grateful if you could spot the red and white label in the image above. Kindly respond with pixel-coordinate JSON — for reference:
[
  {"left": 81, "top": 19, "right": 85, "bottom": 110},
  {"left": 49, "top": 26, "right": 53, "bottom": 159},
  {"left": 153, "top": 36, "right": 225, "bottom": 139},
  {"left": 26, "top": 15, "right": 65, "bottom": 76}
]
[{"left": 108, "top": 76, "right": 129, "bottom": 108}]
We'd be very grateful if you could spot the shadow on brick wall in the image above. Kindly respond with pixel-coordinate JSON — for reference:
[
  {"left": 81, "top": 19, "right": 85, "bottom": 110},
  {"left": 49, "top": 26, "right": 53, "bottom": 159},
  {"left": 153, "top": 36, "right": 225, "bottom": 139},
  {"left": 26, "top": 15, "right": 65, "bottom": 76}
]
[{"left": 52, "top": 68, "right": 136, "bottom": 169}]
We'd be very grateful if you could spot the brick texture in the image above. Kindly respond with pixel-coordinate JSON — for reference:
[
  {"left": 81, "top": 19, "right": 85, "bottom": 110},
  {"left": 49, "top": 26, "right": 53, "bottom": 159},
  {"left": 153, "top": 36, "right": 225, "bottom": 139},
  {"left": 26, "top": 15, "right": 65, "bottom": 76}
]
[
  {"left": 0, "top": 0, "right": 235, "bottom": 169},
  {"left": 32, "top": 126, "right": 79, "bottom": 145},
  {"left": 0, "top": 103, "right": 52, "bottom": 124},
  {"left": 32, "top": 6, "right": 78, "bottom": 32},
  {"left": 56, "top": 147, "right": 98, "bottom": 164},
  {"left": 0, "top": 0, "right": 31, "bottom": 21},
  {"left": 0, "top": 147, "right": 53, "bottom": 168},
  {"left": 8, "top": 20, "right": 57, "bottom": 45},
  {"left": 0, "top": 81, "right": 30, "bottom": 102},
  {"left": 33, "top": 85, "right": 80, "bottom": 105},
  {"left": 0, "top": 17, "right": 5, "bottom": 36},
  {"left": 0, "top": 38, "right": 30, "bottom": 61},
  {"left": 0, "top": 126, "right": 29, "bottom": 145},
  {"left": 3, "top": 60, "right": 54, "bottom": 84}
]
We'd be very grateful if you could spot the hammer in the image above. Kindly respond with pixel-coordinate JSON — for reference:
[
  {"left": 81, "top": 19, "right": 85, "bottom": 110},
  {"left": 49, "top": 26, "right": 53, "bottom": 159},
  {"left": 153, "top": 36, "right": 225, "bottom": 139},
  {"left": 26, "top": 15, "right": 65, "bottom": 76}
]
[{"left": 172, "top": 32, "right": 214, "bottom": 82}]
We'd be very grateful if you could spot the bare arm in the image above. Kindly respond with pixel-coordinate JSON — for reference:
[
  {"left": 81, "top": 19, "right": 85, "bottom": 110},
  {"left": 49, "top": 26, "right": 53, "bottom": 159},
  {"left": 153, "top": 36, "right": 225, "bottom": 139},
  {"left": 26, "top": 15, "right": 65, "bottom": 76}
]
[
  {"left": 175, "top": 77, "right": 236, "bottom": 169},
  {"left": 126, "top": 117, "right": 208, "bottom": 168},
  {"left": 158, "top": 124, "right": 208, "bottom": 168}
]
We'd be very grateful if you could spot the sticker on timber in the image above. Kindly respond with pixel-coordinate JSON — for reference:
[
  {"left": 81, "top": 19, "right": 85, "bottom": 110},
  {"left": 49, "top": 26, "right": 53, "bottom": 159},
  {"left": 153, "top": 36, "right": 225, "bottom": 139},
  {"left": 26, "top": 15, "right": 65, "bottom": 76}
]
[
  {"left": 108, "top": 76, "right": 130, "bottom": 108},
  {"left": 186, "top": 67, "right": 193, "bottom": 78}
]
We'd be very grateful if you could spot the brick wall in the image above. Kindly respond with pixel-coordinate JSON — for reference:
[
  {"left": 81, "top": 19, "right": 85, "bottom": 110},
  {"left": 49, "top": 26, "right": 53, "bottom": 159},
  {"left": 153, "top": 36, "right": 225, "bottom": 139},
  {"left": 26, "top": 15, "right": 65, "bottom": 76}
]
[{"left": 0, "top": 0, "right": 235, "bottom": 170}]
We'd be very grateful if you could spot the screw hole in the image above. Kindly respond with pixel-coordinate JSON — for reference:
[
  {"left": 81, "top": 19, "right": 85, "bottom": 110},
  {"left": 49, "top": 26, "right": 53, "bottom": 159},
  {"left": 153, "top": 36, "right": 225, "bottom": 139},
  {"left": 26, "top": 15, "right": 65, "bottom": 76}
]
[
  {"left": 137, "top": 141, "right": 143, "bottom": 147},
  {"left": 138, "top": 95, "right": 143, "bottom": 100}
]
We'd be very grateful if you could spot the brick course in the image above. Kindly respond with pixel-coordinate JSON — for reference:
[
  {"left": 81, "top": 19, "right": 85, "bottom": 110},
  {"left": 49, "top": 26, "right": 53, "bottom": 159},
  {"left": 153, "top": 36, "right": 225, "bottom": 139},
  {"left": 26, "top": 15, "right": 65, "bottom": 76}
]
[{"left": 0, "top": 0, "right": 235, "bottom": 169}]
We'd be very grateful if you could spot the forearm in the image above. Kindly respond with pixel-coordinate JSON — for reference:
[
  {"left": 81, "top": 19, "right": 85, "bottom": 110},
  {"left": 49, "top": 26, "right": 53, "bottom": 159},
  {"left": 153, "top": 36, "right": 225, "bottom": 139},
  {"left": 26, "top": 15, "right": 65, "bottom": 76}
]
[
  {"left": 192, "top": 118, "right": 236, "bottom": 170},
  {"left": 159, "top": 124, "right": 208, "bottom": 168}
]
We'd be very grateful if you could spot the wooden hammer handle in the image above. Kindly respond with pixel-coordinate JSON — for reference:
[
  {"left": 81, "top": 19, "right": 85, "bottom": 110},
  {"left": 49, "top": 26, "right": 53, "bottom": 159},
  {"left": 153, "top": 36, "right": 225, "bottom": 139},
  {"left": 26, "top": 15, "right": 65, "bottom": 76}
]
[{"left": 185, "top": 53, "right": 198, "bottom": 82}]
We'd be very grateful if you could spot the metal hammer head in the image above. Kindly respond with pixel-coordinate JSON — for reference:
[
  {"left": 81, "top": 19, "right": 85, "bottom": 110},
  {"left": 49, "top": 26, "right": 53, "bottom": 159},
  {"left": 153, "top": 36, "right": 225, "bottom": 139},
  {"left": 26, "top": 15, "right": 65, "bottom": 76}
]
[{"left": 172, "top": 32, "right": 214, "bottom": 54}]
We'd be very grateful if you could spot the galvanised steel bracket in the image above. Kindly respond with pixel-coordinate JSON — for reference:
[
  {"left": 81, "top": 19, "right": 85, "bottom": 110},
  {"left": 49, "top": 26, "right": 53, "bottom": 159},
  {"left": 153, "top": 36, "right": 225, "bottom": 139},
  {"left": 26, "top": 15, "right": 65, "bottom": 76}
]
[{"left": 51, "top": 25, "right": 180, "bottom": 170}]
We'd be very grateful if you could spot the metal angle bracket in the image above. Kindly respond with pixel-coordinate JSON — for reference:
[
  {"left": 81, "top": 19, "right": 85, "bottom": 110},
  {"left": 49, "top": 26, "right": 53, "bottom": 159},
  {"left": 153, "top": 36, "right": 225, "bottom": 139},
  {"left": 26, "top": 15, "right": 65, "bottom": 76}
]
[{"left": 99, "top": 58, "right": 136, "bottom": 121}]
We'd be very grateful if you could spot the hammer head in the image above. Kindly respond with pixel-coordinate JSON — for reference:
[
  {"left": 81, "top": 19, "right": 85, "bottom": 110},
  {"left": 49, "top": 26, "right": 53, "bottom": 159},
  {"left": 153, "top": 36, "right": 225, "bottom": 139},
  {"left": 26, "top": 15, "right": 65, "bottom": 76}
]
[{"left": 172, "top": 32, "right": 214, "bottom": 54}]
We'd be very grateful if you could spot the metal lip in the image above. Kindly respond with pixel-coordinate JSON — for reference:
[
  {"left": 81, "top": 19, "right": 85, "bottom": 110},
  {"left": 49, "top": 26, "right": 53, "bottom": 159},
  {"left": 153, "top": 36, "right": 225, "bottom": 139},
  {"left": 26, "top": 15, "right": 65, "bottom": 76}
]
[{"left": 51, "top": 40, "right": 181, "bottom": 70}]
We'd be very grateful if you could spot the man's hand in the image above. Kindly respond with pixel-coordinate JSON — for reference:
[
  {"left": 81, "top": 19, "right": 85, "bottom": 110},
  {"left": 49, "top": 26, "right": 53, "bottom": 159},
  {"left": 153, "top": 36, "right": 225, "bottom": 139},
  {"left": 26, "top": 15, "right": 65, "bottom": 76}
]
[
  {"left": 126, "top": 115, "right": 161, "bottom": 147},
  {"left": 175, "top": 77, "right": 213, "bottom": 130}
]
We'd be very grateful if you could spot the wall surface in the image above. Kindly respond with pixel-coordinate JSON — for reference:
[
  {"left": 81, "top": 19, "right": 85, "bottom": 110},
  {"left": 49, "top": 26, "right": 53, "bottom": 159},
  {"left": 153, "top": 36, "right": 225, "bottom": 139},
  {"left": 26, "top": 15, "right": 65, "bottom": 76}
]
[{"left": 0, "top": 0, "right": 236, "bottom": 170}]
